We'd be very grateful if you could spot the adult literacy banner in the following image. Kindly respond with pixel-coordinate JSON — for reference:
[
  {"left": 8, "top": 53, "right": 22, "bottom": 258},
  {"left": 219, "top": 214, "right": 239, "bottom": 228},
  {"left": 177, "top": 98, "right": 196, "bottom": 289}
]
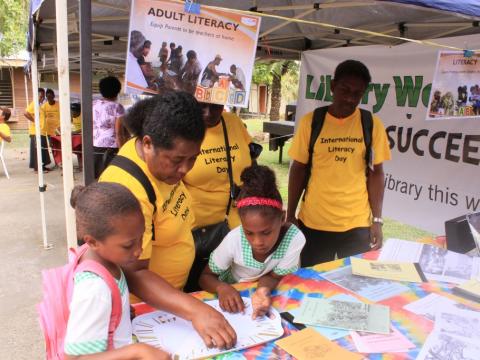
[
  {"left": 296, "top": 34, "right": 480, "bottom": 234},
  {"left": 426, "top": 51, "right": 480, "bottom": 121},
  {"left": 126, "top": 0, "right": 261, "bottom": 107}
]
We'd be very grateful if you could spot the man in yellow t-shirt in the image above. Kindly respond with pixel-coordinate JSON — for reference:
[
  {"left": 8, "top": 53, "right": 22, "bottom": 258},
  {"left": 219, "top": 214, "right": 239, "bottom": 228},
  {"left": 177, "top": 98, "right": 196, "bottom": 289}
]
[
  {"left": 288, "top": 60, "right": 391, "bottom": 266},
  {"left": 24, "top": 88, "right": 51, "bottom": 171},
  {"left": 42, "top": 88, "right": 60, "bottom": 137},
  {"left": 0, "top": 108, "right": 12, "bottom": 143}
]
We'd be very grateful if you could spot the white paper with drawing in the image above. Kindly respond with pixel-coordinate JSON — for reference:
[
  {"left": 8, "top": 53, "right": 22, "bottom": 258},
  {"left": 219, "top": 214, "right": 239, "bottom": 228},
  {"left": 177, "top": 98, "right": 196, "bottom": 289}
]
[
  {"left": 293, "top": 298, "right": 391, "bottom": 334},
  {"left": 321, "top": 265, "right": 409, "bottom": 301},
  {"left": 379, "top": 238, "right": 480, "bottom": 284},
  {"left": 132, "top": 298, "right": 283, "bottom": 359},
  {"left": 417, "top": 308, "right": 480, "bottom": 360},
  {"left": 403, "top": 293, "right": 473, "bottom": 321}
]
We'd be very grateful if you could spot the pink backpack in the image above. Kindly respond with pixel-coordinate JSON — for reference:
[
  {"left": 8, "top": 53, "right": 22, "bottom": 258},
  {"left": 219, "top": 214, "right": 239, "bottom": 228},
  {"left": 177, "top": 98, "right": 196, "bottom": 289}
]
[{"left": 37, "top": 244, "right": 122, "bottom": 360}]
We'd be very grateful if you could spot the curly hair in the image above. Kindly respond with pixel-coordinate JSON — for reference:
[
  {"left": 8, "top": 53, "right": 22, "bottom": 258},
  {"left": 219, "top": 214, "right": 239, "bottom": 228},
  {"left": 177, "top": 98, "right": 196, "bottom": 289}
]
[
  {"left": 70, "top": 182, "right": 142, "bottom": 243},
  {"left": 334, "top": 60, "right": 371, "bottom": 85},
  {"left": 237, "top": 165, "right": 283, "bottom": 219},
  {"left": 123, "top": 91, "right": 205, "bottom": 149},
  {"left": 99, "top": 76, "right": 122, "bottom": 99}
]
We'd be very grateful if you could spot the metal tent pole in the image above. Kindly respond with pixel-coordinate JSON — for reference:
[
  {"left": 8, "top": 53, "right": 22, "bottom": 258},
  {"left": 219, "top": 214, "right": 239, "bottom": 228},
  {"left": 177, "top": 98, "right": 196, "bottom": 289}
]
[
  {"left": 31, "top": 22, "right": 52, "bottom": 250},
  {"left": 79, "top": 0, "right": 95, "bottom": 185},
  {"left": 55, "top": 0, "right": 77, "bottom": 249}
]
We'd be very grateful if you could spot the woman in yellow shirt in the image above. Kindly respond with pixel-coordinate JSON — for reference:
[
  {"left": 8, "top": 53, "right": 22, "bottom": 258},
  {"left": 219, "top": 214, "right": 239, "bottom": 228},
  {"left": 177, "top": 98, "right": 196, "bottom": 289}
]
[
  {"left": 100, "top": 92, "right": 205, "bottom": 290},
  {"left": 182, "top": 103, "right": 256, "bottom": 291},
  {"left": 99, "top": 91, "right": 236, "bottom": 350},
  {"left": 0, "top": 108, "right": 12, "bottom": 143}
]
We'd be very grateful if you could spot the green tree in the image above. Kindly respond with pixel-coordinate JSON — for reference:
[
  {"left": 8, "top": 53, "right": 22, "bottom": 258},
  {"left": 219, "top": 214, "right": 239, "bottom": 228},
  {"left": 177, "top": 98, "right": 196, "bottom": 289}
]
[
  {"left": 0, "top": 0, "right": 30, "bottom": 56},
  {"left": 252, "top": 60, "right": 299, "bottom": 121}
]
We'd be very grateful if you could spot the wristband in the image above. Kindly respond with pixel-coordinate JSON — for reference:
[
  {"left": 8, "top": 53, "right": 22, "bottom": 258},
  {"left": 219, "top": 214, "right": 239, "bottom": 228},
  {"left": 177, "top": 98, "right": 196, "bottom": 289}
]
[{"left": 372, "top": 217, "right": 384, "bottom": 225}]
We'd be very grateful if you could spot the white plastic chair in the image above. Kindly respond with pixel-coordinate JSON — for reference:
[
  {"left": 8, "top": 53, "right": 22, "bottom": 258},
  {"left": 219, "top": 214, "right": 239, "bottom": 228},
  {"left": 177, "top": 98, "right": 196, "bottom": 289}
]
[{"left": 0, "top": 141, "right": 10, "bottom": 179}]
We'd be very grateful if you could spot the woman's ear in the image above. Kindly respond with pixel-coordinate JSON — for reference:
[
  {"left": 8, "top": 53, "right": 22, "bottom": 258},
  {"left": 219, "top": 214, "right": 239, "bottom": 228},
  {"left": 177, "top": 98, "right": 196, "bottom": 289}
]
[
  {"left": 281, "top": 210, "right": 287, "bottom": 223},
  {"left": 141, "top": 135, "right": 153, "bottom": 150}
]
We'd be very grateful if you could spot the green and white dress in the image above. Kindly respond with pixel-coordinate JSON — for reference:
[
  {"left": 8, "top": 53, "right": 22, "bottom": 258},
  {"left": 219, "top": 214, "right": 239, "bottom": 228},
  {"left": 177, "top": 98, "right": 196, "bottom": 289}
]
[
  {"left": 208, "top": 224, "right": 306, "bottom": 283},
  {"left": 64, "top": 270, "right": 132, "bottom": 355}
]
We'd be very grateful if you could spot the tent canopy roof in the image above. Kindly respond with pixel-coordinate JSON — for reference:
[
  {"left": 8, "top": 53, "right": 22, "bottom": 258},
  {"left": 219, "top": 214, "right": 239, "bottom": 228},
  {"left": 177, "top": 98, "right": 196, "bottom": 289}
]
[{"left": 33, "top": 0, "right": 480, "bottom": 73}]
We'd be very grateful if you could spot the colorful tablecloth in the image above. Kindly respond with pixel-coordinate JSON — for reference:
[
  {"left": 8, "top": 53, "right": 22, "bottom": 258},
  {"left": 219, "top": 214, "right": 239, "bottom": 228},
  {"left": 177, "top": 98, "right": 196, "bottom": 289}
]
[{"left": 135, "top": 245, "right": 480, "bottom": 359}]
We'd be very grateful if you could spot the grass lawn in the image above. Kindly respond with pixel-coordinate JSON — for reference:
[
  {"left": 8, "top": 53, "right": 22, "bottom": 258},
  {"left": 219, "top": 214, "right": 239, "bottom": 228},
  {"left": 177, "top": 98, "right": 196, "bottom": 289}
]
[{"left": 243, "top": 118, "right": 436, "bottom": 241}]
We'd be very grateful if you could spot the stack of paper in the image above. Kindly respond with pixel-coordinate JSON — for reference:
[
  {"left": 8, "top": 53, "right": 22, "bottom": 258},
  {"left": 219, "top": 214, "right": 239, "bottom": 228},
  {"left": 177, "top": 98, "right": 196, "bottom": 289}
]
[
  {"left": 453, "top": 278, "right": 480, "bottom": 303},
  {"left": 417, "top": 308, "right": 480, "bottom": 360},
  {"left": 276, "top": 328, "right": 363, "bottom": 360},
  {"left": 293, "top": 297, "right": 390, "bottom": 335},
  {"left": 321, "top": 265, "right": 410, "bottom": 302},
  {"left": 403, "top": 293, "right": 472, "bottom": 321},
  {"left": 350, "top": 326, "right": 415, "bottom": 353},
  {"left": 379, "top": 238, "right": 480, "bottom": 284},
  {"left": 350, "top": 257, "right": 426, "bottom": 283}
]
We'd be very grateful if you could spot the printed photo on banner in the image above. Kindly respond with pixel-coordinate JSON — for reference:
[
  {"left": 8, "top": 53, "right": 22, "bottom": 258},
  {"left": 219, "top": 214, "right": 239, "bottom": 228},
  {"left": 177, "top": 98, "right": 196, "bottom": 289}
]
[
  {"left": 427, "top": 51, "right": 480, "bottom": 120},
  {"left": 125, "top": 0, "right": 261, "bottom": 107}
]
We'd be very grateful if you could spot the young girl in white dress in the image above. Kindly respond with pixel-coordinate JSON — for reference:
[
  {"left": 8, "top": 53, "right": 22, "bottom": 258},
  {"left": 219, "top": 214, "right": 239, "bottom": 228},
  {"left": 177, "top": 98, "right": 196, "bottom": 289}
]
[{"left": 199, "top": 165, "right": 306, "bottom": 319}]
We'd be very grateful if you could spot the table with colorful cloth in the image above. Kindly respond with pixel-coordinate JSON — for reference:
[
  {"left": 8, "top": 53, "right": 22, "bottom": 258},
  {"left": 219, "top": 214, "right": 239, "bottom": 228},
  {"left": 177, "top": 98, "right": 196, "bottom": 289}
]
[
  {"left": 49, "top": 134, "right": 82, "bottom": 165},
  {"left": 134, "top": 237, "right": 480, "bottom": 359}
]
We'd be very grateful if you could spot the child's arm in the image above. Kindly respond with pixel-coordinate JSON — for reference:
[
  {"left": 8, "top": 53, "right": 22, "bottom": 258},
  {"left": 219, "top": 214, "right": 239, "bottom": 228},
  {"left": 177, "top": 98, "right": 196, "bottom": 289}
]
[
  {"left": 65, "top": 343, "right": 170, "bottom": 360},
  {"left": 199, "top": 265, "right": 245, "bottom": 313},
  {"left": 251, "top": 272, "right": 283, "bottom": 319}
]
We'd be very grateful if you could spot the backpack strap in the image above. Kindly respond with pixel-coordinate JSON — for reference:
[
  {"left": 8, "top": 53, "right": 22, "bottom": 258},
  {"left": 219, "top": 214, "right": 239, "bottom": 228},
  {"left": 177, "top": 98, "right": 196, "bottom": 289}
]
[
  {"left": 109, "top": 155, "right": 157, "bottom": 241},
  {"left": 359, "top": 109, "right": 374, "bottom": 173},
  {"left": 220, "top": 116, "right": 234, "bottom": 221},
  {"left": 75, "top": 260, "right": 122, "bottom": 351},
  {"left": 303, "top": 106, "right": 329, "bottom": 199}
]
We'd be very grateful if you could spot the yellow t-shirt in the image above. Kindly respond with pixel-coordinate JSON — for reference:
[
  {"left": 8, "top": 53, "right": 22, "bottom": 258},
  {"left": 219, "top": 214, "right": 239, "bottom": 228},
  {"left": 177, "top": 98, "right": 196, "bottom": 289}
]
[
  {"left": 26, "top": 101, "right": 47, "bottom": 136},
  {"left": 0, "top": 123, "right": 11, "bottom": 142},
  {"left": 99, "top": 138, "right": 195, "bottom": 290},
  {"left": 183, "top": 112, "right": 252, "bottom": 229},
  {"left": 72, "top": 115, "right": 82, "bottom": 132},
  {"left": 288, "top": 108, "right": 391, "bottom": 232},
  {"left": 42, "top": 101, "right": 60, "bottom": 136}
]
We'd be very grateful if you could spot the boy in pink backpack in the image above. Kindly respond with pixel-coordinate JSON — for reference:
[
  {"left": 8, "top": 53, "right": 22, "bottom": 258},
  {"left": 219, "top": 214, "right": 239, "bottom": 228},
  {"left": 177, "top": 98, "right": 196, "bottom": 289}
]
[{"left": 38, "top": 182, "right": 170, "bottom": 359}]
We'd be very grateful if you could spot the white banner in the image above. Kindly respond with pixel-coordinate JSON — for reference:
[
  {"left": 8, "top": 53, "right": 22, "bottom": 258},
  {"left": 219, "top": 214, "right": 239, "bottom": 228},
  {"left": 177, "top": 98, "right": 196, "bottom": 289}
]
[{"left": 296, "top": 34, "right": 480, "bottom": 234}]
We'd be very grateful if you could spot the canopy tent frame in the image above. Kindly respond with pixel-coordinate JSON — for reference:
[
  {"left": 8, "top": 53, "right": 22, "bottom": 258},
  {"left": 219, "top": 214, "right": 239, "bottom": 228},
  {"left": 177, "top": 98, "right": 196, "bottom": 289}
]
[{"left": 27, "top": 0, "right": 480, "bottom": 253}]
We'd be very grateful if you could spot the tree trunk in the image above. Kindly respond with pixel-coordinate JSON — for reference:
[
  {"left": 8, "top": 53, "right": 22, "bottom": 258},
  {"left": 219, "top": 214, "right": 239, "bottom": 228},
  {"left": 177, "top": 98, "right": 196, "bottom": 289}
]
[
  {"left": 269, "top": 73, "right": 282, "bottom": 121},
  {"left": 269, "top": 62, "right": 291, "bottom": 121}
]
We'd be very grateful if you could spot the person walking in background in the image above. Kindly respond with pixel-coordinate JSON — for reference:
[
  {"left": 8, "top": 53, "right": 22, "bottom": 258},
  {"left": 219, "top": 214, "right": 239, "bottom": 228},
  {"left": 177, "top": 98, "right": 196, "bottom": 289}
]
[
  {"left": 287, "top": 60, "right": 391, "bottom": 266},
  {"left": 24, "top": 88, "right": 51, "bottom": 172},
  {"left": 0, "top": 107, "right": 12, "bottom": 143},
  {"left": 92, "top": 76, "right": 126, "bottom": 178},
  {"left": 42, "top": 88, "right": 60, "bottom": 137}
]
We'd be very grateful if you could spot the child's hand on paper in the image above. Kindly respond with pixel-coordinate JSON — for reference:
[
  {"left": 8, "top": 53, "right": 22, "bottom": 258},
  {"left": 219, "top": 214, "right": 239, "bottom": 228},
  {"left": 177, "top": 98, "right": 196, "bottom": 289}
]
[
  {"left": 252, "top": 287, "right": 272, "bottom": 319},
  {"left": 217, "top": 283, "right": 245, "bottom": 313}
]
